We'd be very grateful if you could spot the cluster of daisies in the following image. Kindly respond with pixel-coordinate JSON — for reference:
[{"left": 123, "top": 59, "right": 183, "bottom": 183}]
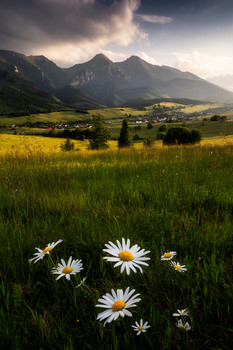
[
  {"left": 28, "top": 239, "right": 84, "bottom": 282},
  {"left": 29, "top": 237, "right": 191, "bottom": 336}
]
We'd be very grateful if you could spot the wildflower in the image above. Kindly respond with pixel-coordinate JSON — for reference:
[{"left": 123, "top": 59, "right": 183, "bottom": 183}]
[
  {"left": 161, "top": 251, "right": 176, "bottom": 261},
  {"left": 96, "top": 287, "right": 141, "bottom": 326},
  {"left": 29, "top": 239, "right": 63, "bottom": 264},
  {"left": 170, "top": 261, "right": 187, "bottom": 273},
  {"left": 173, "top": 309, "right": 188, "bottom": 317},
  {"left": 103, "top": 238, "right": 150, "bottom": 275},
  {"left": 51, "top": 257, "right": 83, "bottom": 281},
  {"left": 176, "top": 319, "right": 191, "bottom": 331},
  {"left": 132, "top": 319, "right": 150, "bottom": 335}
]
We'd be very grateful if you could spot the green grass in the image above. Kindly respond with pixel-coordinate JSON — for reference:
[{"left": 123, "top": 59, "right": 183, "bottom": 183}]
[
  {"left": 0, "top": 146, "right": 232, "bottom": 349},
  {"left": 0, "top": 101, "right": 230, "bottom": 127}
]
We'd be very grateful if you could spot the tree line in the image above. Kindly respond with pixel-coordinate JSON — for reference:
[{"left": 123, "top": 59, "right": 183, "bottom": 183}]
[{"left": 61, "top": 115, "right": 202, "bottom": 151}]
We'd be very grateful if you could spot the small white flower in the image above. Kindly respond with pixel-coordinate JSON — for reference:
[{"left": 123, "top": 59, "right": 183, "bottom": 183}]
[
  {"left": 75, "top": 277, "right": 87, "bottom": 288},
  {"left": 170, "top": 261, "right": 187, "bottom": 272},
  {"left": 176, "top": 319, "right": 191, "bottom": 331},
  {"left": 103, "top": 238, "right": 150, "bottom": 275},
  {"left": 161, "top": 251, "right": 176, "bottom": 261},
  {"left": 173, "top": 309, "right": 189, "bottom": 317},
  {"left": 29, "top": 239, "right": 63, "bottom": 264},
  {"left": 51, "top": 256, "right": 83, "bottom": 281},
  {"left": 132, "top": 319, "right": 150, "bottom": 335},
  {"left": 96, "top": 287, "right": 141, "bottom": 326}
]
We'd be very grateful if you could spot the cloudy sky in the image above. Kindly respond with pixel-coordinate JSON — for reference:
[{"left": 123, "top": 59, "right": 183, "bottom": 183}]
[{"left": 1, "top": 0, "right": 233, "bottom": 80}]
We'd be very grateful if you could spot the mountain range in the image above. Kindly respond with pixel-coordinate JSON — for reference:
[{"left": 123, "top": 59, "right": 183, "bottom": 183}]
[{"left": 0, "top": 49, "right": 233, "bottom": 114}]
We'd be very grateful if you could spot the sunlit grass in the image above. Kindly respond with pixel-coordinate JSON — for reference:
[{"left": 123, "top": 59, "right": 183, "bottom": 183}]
[
  {"left": 0, "top": 139, "right": 232, "bottom": 349},
  {"left": 1, "top": 134, "right": 233, "bottom": 157}
]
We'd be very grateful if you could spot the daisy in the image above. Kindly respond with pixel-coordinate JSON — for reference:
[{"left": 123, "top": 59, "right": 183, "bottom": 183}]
[
  {"left": 170, "top": 261, "right": 187, "bottom": 273},
  {"left": 161, "top": 251, "right": 176, "bottom": 261},
  {"left": 132, "top": 319, "right": 150, "bottom": 335},
  {"left": 51, "top": 256, "right": 83, "bottom": 281},
  {"left": 29, "top": 239, "right": 63, "bottom": 264},
  {"left": 96, "top": 287, "right": 141, "bottom": 326},
  {"left": 173, "top": 309, "right": 189, "bottom": 317},
  {"left": 176, "top": 319, "right": 191, "bottom": 331},
  {"left": 103, "top": 238, "right": 150, "bottom": 275}
]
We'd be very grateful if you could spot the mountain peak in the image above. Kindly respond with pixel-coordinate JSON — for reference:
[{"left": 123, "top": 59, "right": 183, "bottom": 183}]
[
  {"left": 127, "top": 55, "right": 145, "bottom": 62},
  {"left": 90, "top": 53, "right": 112, "bottom": 64}
]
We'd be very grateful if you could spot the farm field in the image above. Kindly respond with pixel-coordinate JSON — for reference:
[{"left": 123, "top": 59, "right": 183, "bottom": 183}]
[
  {"left": 0, "top": 142, "right": 232, "bottom": 350},
  {"left": 2, "top": 134, "right": 233, "bottom": 156},
  {"left": 1, "top": 101, "right": 233, "bottom": 128}
]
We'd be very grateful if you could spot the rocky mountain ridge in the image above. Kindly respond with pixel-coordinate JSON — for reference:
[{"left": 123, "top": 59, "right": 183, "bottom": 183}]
[{"left": 0, "top": 50, "right": 233, "bottom": 110}]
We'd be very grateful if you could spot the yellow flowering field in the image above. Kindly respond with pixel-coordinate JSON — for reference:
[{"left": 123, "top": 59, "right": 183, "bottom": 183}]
[{"left": 1, "top": 134, "right": 233, "bottom": 157}]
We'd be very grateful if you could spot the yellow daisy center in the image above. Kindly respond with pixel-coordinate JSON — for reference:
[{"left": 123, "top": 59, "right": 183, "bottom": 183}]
[
  {"left": 118, "top": 251, "right": 133, "bottom": 261},
  {"left": 63, "top": 266, "right": 73, "bottom": 274},
  {"left": 179, "top": 326, "right": 186, "bottom": 331},
  {"left": 164, "top": 252, "right": 172, "bottom": 258},
  {"left": 139, "top": 326, "right": 143, "bottom": 330},
  {"left": 180, "top": 312, "right": 184, "bottom": 316},
  {"left": 43, "top": 247, "right": 51, "bottom": 253},
  {"left": 112, "top": 300, "right": 125, "bottom": 312},
  {"left": 174, "top": 265, "right": 180, "bottom": 269}
]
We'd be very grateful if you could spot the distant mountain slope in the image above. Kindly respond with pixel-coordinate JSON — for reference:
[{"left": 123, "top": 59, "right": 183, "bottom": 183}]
[
  {"left": 207, "top": 75, "right": 233, "bottom": 92},
  {"left": 26, "top": 55, "right": 69, "bottom": 89},
  {"left": 0, "top": 50, "right": 233, "bottom": 108},
  {"left": 54, "top": 85, "right": 104, "bottom": 109},
  {"left": 160, "top": 78, "right": 233, "bottom": 101},
  {"left": 0, "top": 69, "right": 63, "bottom": 115},
  {"left": 0, "top": 50, "right": 102, "bottom": 111},
  {"left": 0, "top": 50, "right": 54, "bottom": 91},
  {"left": 67, "top": 54, "right": 233, "bottom": 105}
]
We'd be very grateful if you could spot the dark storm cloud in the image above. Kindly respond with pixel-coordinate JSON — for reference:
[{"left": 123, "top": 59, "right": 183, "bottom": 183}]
[{"left": 0, "top": 0, "right": 144, "bottom": 53}]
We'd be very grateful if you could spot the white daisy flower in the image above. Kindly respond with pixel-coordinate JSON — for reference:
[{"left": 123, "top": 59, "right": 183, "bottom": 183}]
[
  {"left": 132, "top": 319, "right": 150, "bottom": 335},
  {"left": 170, "top": 261, "right": 187, "bottom": 272},
  {"left": 28, "top": 239, "right": 63, "bottom": 264},
  {"left": 176, "top": 319, "right": 191, "bottom": 331},
  {"left": 161, "top": 251, "right": 176, "bottom": 261},
  {"left": 51, "top": 256, "right": 83, "bottom": 281},
  {"left": 173, "top": 309, "right": 189, "bottom": 317},
  {"left": 103, "top": 238, "right": 150, "bottom": 275},
  {"left": 96, "top": 287, "right": 141, "bottom": 326}
]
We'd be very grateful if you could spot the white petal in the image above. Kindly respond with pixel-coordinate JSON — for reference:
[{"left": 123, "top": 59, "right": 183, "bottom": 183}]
[
  {"left": 113, "top": 261, "right": 123, "bottom": 268},
  {"left": 116, "top": 240, "right": 123, "bottom": 251},
  {"left": 122, "top": 309, "right": 132, "bottom": 317},
  {"left": 103, "top": 257, "right": 120, "bottom": 262}
]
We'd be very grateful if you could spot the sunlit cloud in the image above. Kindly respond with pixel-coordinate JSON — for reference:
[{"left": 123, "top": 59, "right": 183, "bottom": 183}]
[
  {"left": 136, "top": 52, "right": 160, "bottom": 65},
  {"left": 173, "top": 51, "right": 211, "bottom": 77},
  {"left": 0, "top": 0, "right": 148, "bottom": 67},
  {"left": 173, "top": 50, "right": 233, "bottom": 79},
  {"left": 99, "top": 50, "right": 128, "bottom": 62},
  {"left": 135, "top": 14, "right": 173, "bottom": 24}
]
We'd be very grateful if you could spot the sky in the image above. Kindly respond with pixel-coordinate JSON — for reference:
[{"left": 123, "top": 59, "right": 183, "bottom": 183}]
[{"left": 1, "top": 0, "right": 233, "bottom": 82}]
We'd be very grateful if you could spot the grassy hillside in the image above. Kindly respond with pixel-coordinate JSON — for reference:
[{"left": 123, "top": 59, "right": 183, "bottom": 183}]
[
  {"left": 0, "top": 100, "right": 229, "bottom": 126},
  {"left": 0, "top": 145, "right": 232, "bottom": 349}
]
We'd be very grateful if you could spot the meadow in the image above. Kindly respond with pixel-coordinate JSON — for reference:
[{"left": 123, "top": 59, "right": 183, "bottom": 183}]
[{"left": 0, "top": 138, "right": 232, "bottom": 350}]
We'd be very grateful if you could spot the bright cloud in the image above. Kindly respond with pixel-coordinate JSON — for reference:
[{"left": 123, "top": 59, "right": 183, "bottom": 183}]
[
  {"left": 99, "top": 50, "right": 128, "bottom": 62},
  {"left": 173, "top": 51, "right": 211, "bottom": 77},
  {"left": 173, "top": 50, "right": 233, "bottom": 78},
  {"left": 135, "top": 52, "right": 160, "bottom": 65},
  {"left": 136, "top": 14, "right": 173, "bottom": 24}
]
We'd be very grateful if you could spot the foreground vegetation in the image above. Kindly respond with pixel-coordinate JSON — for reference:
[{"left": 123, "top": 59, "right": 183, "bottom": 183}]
[{"left": 0, "top": 143, "right": 232, "bottom": 350}]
